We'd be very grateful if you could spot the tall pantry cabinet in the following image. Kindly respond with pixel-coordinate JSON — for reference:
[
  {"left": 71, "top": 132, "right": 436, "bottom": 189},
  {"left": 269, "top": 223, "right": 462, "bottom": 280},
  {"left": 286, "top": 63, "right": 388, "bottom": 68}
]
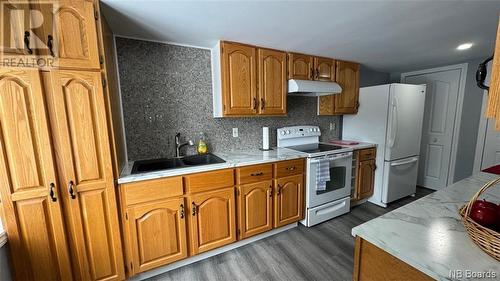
[{"left": 0, "top": 0, "right": 125, "bottom": 280}]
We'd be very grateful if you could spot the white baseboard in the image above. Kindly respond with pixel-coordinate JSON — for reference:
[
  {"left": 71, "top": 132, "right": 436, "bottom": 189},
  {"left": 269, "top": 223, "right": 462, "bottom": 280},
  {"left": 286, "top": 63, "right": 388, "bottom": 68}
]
[{"left": 129, "top": 223, "right": 298, "bottom": 280}]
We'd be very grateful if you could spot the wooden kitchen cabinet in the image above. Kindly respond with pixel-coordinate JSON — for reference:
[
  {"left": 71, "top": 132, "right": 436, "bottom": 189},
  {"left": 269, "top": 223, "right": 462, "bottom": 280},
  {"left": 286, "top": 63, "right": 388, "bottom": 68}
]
[
  {"left": 319, "top": 60, "right": 360, "bottom": 115},
  {"left": 353, "top": 148, "right": 376, "bottom": 201},
  {"left": 45, "top": 69, "right": 125, "bottom": 281},
  {"left": 486, "top": 15, "right": 500, "bottom": 129},
  {"left": 288, "top": 52, "right": 313, "bottom": 80},
  {"left": 220, "top": 41, "right": 257, "bottom": 116},
  {"left": 126, "top": 198, "right": 188, "bottom": 274},
  {"left": 258, "top": 48, "right": 287, "bottom": 115},
  {"left": 237, "top": 180, "right": 273, "bottom": 239},
  {"left": 274, "top": 174, "right": 304, "bottom": 227},
  {"left": 314, "top": 57, "right": 336, "bottom": 81},
  {"left": 0, "top": 1, "right": 34, "bottom": 61},
  {"left": 30, "top": 0, "right": 100, "bottom": 69},
  {"left": 188, "top": 187, "right": 237, "bottom": 255},
  {"left": 0, "top": 67, "right": 73, "bottom": 281}
]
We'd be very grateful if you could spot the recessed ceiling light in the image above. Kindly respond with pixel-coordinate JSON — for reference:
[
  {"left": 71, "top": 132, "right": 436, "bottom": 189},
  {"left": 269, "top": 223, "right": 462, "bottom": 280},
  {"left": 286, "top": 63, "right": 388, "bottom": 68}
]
[{"left": 456, "top": 43, "right": 473, "bottom": 50}]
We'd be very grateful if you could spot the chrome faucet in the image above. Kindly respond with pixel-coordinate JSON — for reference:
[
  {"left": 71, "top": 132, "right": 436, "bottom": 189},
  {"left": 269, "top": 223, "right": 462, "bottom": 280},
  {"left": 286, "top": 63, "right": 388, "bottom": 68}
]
[{"left": 174, "top": 133, "right": 194, "bottom": 158}]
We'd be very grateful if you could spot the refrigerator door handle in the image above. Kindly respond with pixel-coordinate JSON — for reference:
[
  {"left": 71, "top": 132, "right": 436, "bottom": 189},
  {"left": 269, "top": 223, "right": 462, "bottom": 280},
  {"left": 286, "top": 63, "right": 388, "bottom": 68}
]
[
  {"left": 390, "top": 157, "right": 418, "bottom": 167},
  {"left": 388, "top": 97, "right": 398, "bottom": 148}
]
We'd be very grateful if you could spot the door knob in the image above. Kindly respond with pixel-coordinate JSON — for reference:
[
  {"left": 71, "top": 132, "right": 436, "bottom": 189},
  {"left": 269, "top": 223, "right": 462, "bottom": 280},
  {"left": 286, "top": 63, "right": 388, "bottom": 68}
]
[{"left": 432, "top": 138, "right": 438, "bottom": 143}]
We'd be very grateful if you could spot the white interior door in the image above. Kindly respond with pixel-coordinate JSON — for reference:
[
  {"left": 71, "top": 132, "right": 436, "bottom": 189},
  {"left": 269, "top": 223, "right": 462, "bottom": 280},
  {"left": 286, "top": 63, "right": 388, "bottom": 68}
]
[
  {"left": 403, "top": 69, "right": 462, "bottom": 190},
  {"left": 481, "top": 119, "right": 500, "bottom": 169}
]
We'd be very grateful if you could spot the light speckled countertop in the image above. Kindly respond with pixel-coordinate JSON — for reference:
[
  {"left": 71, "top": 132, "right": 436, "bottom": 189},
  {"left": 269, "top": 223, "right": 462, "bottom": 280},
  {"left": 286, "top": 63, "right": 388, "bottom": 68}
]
[
  {"left": 118, "top": 148, "right": 307, "bottom": 184},
  {"left": 352, "top": 172, "right": 500, "bottom": 280}
]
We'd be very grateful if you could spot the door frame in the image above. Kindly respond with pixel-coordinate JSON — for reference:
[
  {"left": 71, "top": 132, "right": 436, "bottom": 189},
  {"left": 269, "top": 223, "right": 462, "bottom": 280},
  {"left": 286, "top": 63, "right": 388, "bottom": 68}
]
[
  {"left": 400, "top": 63, "right": 468, "bottom": 186},
  {"left": 473, "top": 89, "right": 493, "bottom": 172}
]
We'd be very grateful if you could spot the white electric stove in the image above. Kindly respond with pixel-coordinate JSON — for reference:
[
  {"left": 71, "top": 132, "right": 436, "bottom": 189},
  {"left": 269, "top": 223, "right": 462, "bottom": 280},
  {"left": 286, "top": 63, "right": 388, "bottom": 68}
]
[{"left": 277, "top": 126, "right": 353, "bottom": 227}]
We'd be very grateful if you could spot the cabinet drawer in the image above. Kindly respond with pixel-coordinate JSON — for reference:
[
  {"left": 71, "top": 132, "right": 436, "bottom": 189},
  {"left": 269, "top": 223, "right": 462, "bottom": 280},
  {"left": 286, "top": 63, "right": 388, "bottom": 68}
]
[
  {"left": 275, "top": 159, "right": 304, "bottom": 178},
  {"left": 185, "top": 169, "right": 234, "bottom": 193},
  {"left": 237, "top": 164, "right": 273, "bottom": 185},
  {"left": 358, "top": 148, "right": 376, "bottom": 161},
  {"left": 121, "top": 177, "right": 183, "bottom": 206}
]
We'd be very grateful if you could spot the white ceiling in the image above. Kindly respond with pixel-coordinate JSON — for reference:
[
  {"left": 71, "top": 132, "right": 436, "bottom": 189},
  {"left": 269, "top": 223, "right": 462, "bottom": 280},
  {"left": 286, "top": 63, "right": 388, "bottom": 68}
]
[{"left": 101, "top": 0, "right": 500, "bottom": 73}]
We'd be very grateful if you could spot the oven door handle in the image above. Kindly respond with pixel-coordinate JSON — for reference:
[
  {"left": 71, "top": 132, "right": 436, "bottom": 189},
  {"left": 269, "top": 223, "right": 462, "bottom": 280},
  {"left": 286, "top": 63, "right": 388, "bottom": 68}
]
[{"left": 312, "top": 153, "right": 352, "bottom": 163}]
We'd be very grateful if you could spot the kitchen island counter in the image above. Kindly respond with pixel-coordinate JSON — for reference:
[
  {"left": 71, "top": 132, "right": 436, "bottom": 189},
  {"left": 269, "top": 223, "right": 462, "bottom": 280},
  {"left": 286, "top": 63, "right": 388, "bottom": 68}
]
[{"left": 352, "top": 172, "right": 500, "bottom": 280}]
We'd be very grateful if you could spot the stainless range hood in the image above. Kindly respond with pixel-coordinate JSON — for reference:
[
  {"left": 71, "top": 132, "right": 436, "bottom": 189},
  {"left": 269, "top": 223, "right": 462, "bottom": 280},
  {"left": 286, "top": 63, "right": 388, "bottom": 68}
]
[{"left": 288, "top": 79, "right": 342, "bottom": 97}]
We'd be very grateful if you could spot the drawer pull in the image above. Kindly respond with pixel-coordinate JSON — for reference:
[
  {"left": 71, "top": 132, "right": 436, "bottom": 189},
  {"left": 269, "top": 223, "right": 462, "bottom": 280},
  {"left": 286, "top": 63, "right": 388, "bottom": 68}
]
[
  {"left": 250, "top": 172, "right": 264, "bottom": 176},
  {"left": 286, "top": 166, "right": 296, "bottom": 171}
]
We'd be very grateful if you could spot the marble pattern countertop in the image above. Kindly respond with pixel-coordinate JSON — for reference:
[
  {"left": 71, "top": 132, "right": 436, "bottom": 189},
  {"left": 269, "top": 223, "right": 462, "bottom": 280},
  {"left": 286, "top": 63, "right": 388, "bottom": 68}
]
[
  {"left": 118, "top": 148, "right": 308, "bottom": 184},
  {"left": 352, "top": 172, "right": 500, "bottom": 280}
]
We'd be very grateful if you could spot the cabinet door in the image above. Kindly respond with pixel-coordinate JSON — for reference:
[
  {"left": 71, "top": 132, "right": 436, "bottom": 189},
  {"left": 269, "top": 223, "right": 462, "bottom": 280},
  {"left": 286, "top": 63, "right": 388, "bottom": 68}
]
[
  {"left": 0, "top": 68, "right": 72, "bottom": 280},
  {"left": 221, "top": 42, "right": 257, "bottom": 116},
  {"left": 45, "top": 70, "right": 124, "bottom": 281},
  {"left": 31, "top": 0, "right": 100, "bottom": 69},
  {"left": 188, "top": 187, "right": 236, "bottom": 255},
  {"left": 333, "top": 60, "right": 360, "bottom": 114},
  {"left": 274, "top": 174, "right": 303, "bottom": 227},
  {"left": 0, "top": 1, "right": 34, "bottom": 60},
  {"left": 314, "top": 57, "right": 336, "bottom": 81},
  {"left": 287, "top": 53, "right": 313, "bottom": 80},
  {"left": 127, "top": 198, "right": 188, "bottom": 274},
  {"left": 258, "top": 48, "right": 286, "bottom": 115},
  {"left": 237, "top": 180, "right": 273, "bottom": 239},
  {"left": 357, "top": 160, "right": 375, "bottom": 200}
]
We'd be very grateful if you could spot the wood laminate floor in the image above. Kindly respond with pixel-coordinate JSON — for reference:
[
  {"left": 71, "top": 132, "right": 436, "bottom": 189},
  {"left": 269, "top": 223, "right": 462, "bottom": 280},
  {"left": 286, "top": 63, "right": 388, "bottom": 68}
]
[{"left": 147, "top": 187, "right": 434, "bottom": 281}]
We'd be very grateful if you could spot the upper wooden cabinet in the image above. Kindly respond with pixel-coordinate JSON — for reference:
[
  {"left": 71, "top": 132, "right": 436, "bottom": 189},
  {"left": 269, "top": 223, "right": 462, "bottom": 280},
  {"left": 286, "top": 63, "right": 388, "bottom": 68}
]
[
  {"left": 219, "top": 42, "right": 257, "bottom": 116},
  {"left": 1, "top": 0, "right": 99, "bottom": 69},
  {"left": 319, "top": 60, "right": 360, "bottom": 115},
  {"left": 237, "top": 180, "right": 273, "bottom": 239},
  {"left": 45, "top": 70, "right": 125, "bottom": 281},
  {"left": 486, "top": 16, "right": 500, "bottom": 130},
  {"left": 0, "top": 1, "right": 34, "bottom": 60},
  {"left": 314, "top": 57, "right": 336, "bottom": 81},
  {"left": 288, "top": 53, "right": 313, "bottom": 80},
  {"left": 187, "top": 187, "right": 236, "bottom": 255},
  {"left": 0, "top": 67, "right": 73, "bottom": 281},
  {"left": 126, "top": 198, "right": 188, "bottom": 274},
  {"left": 213, "top": 41, "right": 287, "bottom": 117},
  {"left": 258, "top": 48, "right": 287, "bottom": 115},
  {"left": 274, "top": 174, "right": 304, "bottom": 227}
]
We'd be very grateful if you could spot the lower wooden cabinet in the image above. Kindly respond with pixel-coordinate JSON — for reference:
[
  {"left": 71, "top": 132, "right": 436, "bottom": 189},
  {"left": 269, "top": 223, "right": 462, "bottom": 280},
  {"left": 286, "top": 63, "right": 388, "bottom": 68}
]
[
  {"left": 187, "top": 187, "right": 237, "bottom": 255},
  {"left": 126, "top": 197, "right": 188, "bottom": 274},
  {"left": 237, "top": 180, "right": 273, "bottom": 239},
  {"left": 274, "top": 174, "right": 304, "bottom": 227},
  {"left": 352, "top": 148, "right": 376, "bottom": 201}
]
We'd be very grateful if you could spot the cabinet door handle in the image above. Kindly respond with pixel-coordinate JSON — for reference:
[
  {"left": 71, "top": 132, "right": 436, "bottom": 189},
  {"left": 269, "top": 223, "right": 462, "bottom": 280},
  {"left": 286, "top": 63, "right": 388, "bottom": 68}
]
[
  {"left": 253, "top": 97, "right": 258, "bottom": 110},
  {"left": 68, "top": 180, "right": 76, "bottom": 199},
  {"left": 268, "top": 186, "right": 273, "bottom": 197},
  {"left": 261, "top": 98, "right": 265, "bottom": 110},
  {"left": 49, "top": 183, "right": 57, "bottom": 202},
  {"left": 315, "top": 69, "right": 319, "bottom": 79},
  {"left": 47, "top": 35, "right": 54, "bottom": 57},
  {"left": 180, "top": 204, "right": 184, "bottom": 219},
  {"left": 276, "top": 184, "right": 281, "bottom": 195},
  {"left": 24, "top": 31, "right": 33, "bottom": 54},
  {"left": 310, "top": 67, "right": 314, "bottom": 80},
  {"left": 191, "top": 202, "right": 197, "bottom": 216},
  {"left": 250, "top": 172, "right": 263, "bottom": 176}
]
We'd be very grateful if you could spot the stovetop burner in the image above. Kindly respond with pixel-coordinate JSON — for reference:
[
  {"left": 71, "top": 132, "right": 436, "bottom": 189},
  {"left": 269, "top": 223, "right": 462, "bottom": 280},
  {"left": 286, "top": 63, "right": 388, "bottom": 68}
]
[{"left": 285, "top": 143, "right": 344, "bottom": 154}]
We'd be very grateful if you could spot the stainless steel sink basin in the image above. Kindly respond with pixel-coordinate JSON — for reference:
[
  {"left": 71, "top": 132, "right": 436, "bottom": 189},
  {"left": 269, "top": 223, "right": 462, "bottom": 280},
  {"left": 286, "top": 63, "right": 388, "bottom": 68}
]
[{"left": 131, "top": 153, "right": 225, "bottom": 174}]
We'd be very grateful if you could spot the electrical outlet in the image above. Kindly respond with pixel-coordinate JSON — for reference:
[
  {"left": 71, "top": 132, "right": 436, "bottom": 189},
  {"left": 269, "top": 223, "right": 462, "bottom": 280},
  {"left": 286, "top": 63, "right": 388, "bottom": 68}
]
[
  {"left": 330, "top": 122, "right": 336, "bottom": 131},
  {"left": 232, "top": 128, "right": 239, "bottom": 138}
]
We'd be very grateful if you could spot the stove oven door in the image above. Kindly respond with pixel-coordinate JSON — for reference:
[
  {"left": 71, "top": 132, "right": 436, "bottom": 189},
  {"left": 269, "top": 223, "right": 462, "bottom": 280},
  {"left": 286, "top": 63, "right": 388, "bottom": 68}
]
[{"left": 306, "top": 152, "right": 352, "bottom": 208}]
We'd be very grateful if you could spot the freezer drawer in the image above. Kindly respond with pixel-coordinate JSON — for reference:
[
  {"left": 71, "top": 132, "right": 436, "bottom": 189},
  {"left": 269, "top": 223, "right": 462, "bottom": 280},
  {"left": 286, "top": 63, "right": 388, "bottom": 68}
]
[
  {"left": 301, "top": 197, "right": 350, "bottom": 227},
  {"left": 382, "top": 156, "right": 419, "bottom": 203}
]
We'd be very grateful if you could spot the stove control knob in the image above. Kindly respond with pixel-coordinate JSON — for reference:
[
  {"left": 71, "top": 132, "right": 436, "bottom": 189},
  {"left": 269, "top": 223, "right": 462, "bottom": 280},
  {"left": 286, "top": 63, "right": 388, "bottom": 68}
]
[
  {"left": 280, "top": 131, "right": 285, "bottom": 135},
  {"left": 310, "top": 128, "right": 314, "bottom": 132},
  {"left": 286, "top": 130, "right": 290, "bottom": 135}
]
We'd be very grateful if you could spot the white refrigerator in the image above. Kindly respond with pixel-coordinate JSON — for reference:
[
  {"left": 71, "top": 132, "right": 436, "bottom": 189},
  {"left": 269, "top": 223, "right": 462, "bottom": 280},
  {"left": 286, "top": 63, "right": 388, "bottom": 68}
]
[{"left": 343, "top": 84, "right": 426, "bottom": 207}]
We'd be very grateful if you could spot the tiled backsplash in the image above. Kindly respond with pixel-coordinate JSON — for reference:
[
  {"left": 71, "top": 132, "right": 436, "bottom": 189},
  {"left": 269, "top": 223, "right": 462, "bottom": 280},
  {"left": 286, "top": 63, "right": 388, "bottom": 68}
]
[{"left": 116, "top": 37, "right": 341, "bottom": 161}]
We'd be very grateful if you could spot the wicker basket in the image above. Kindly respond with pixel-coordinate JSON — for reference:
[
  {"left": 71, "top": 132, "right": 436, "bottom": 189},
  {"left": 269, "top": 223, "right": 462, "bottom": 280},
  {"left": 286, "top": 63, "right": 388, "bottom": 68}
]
[{"left": 459, "top": 177, "right": 500, "bottom": 261}]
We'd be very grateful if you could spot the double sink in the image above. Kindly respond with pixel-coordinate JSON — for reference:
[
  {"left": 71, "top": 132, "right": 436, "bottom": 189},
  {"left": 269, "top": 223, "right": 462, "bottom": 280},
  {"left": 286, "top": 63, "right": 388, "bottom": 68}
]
[{"left": 131, "top": 153, "right": 226, "bottom": 174}]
